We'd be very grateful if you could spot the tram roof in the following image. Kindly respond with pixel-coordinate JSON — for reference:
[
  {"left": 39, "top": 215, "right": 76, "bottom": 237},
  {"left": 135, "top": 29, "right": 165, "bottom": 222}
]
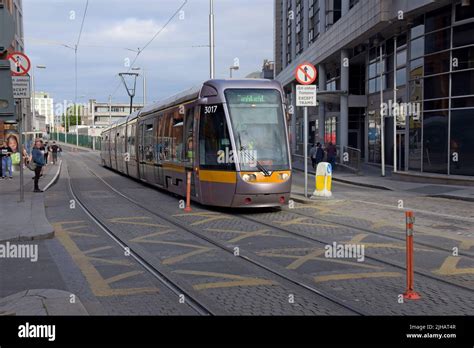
[{"left": 103, "top": 79, "right": 283, "bottom": 131}]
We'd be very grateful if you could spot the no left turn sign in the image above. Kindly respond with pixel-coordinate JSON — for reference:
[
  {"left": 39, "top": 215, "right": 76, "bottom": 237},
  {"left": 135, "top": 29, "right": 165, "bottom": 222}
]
[
  {"left": 295, "top": 62, "right": 317, "bottom": 85},
  {"left": 7, "top": 52, "right": 31, "bottom": 76}
]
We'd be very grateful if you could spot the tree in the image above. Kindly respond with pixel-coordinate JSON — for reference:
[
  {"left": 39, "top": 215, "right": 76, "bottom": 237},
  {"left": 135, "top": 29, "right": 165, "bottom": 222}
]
[{"left": 62, "top": 104, "right": 83, "bottom": 132}]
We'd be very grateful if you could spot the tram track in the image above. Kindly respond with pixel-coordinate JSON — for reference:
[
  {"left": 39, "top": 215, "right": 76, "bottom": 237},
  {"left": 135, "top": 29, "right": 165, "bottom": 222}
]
[
  {"left": 235, "top": 211, "right": 474, "bottom": 293},
  {"left": 65, "top": 163, "right": 214, "bottom": 316},
  {"left": 73, "top": 160, "right": 368, "bottom": 316},
  {"left": 281, "top": 200, "right": 474, "bottom": 259}
]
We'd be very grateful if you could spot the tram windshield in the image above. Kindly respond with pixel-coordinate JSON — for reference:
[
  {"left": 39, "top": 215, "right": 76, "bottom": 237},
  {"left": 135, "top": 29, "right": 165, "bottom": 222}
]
[{"left": 225, "top": 89, "right": 289, "bottom": 171}]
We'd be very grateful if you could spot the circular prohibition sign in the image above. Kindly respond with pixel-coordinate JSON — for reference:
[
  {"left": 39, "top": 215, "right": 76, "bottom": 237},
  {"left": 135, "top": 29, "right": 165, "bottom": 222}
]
[
  {"left": 295, "top": 62, "right": 317, "bottom": 85},
  {"left": 7, "top": 52, "right": 32, "bottom": 76}
]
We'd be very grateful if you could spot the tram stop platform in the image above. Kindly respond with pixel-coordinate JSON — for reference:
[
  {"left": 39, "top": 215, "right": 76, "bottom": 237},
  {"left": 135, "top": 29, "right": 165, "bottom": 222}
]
[{"left": 291, "top": 157, "right": 474, "bottom": 203}]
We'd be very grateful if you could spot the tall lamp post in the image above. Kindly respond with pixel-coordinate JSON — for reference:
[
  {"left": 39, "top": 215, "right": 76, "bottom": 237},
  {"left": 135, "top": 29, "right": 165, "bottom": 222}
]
[
  {"left": 229, "top": 65, "right": 239, "bottom": 78},
  {"left": 209, "top": 0, "right": 215, "bottom": 79},
  {"left": 31, "top": 65, "right": 46, "bottom": 141}
]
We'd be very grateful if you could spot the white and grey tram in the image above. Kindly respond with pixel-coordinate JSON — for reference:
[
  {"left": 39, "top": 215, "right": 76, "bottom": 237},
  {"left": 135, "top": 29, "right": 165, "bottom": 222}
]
[{"left": 100, "top": 79, "right": 292, "bottom": 208}]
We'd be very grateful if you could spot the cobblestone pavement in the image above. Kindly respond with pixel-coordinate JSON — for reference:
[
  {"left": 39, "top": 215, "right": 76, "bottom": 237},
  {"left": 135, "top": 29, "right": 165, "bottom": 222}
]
[
  {"left": 65, "top": 153, "right": 356, "bottom": 315},
  {"left": 75, "top": 152, "right": 474, "bottom": 315}
]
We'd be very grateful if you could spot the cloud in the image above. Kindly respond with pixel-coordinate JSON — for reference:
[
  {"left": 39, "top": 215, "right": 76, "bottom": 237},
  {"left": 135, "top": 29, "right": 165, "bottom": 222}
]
[{"left": 23, "top": 0, "right": 274, "bottom": 105}]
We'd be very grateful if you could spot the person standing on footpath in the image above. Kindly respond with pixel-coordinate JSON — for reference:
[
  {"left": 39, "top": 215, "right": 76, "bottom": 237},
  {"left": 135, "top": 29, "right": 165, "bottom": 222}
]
[{"left": 31, "top": 139, "right": 45, "bottom": 192}]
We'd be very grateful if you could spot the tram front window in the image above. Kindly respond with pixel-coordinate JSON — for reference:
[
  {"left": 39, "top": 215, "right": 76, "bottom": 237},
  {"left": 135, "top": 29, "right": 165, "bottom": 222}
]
[{"left": 225, "top": 89, "right": 289, "bottom": 171}]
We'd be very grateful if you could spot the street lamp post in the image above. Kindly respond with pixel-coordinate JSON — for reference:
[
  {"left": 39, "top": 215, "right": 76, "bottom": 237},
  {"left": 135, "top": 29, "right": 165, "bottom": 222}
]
[
  {"left": 229, "top": 65, "right": 239, "bottom": 78},
  {"left": 209, "top": 0, "right": 215, "bottom": 79},
  {"left": 31, "top": 65, "right": 46, "bottom": 140}
]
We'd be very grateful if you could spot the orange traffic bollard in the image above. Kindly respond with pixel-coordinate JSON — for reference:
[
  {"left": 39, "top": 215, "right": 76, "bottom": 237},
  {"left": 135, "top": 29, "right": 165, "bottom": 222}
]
[
  {"left": 184, "top": 171, "right": 192, "bottom": 212},
  {"left": 403, "top": 211, "right": 421, "bottom": 300}
]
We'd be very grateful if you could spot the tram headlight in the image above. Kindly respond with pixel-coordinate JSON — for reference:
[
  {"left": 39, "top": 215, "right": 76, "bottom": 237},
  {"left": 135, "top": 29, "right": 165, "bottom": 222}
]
[
  {"left": 278, "top": 172, "right": 290, "bottom": 181},
  {"left": 242, "top": 174, "right": 257, "bottom": 182}
]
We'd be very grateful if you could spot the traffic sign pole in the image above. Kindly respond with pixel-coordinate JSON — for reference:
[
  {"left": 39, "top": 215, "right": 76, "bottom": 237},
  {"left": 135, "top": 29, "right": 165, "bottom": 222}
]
[
  {"left": 8, "top": 52, "right": 31, "bottom": 203},
  {"left": 295, "top": 63, "right": 318, "bottom": 198}
]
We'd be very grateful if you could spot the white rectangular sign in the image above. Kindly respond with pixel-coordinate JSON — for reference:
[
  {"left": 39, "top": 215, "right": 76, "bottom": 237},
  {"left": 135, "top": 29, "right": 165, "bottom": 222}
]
[
  {"left": 296, "top": 85, "right": 317, "bottom": 106},
  {"left": 12, "top": 76, "right": 31, "bottom": 99}
]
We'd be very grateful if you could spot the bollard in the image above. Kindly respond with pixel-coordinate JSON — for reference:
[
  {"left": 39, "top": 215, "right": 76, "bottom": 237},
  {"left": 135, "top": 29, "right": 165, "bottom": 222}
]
[
  {"left": 312, "top": 162, "right": 332, "bottom": 198},
  {"left": 403, "top": 211, "right": 421, "bottom": 300},
  {"left": 184, "top": 171, "right": 192, "bottom": 212}
]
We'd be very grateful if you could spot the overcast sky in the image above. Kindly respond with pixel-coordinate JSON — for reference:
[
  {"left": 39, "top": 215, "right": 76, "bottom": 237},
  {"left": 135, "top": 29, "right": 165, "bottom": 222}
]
[{"left": 23, "top": 0, "right": 274, "bottom": 110}]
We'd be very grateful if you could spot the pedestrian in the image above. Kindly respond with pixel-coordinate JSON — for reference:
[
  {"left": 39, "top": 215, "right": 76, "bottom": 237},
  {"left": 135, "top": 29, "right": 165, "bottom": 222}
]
[
  {"left": 43, "top": 141, "right": 49, "bottom": 165},
  {"left": 315, "top": 142, "right": 324, "bottom": 168},
  {"left": 50, "top": 141, "right": 59, "bottom": 164},
  {"left": 309, "top": 143, "right": 317, "bottom": 169},
  {"left": 326, "top": 142, "right": 337, "bottom": 170},
  {"left": 0, "top": 141, "right": 13, "bottom": 179},
  {"left": 31, "top": 139, "right": 46, "bottom": 192}
]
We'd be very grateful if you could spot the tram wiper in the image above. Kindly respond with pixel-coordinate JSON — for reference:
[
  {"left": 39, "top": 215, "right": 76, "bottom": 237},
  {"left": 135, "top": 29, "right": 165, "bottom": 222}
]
[{"left": 240, "top": 143, "right": 271, "bottom": 177}]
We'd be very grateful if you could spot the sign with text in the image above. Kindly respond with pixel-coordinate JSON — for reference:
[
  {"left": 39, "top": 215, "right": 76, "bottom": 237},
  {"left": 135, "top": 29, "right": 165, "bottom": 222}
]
[
  {"left": 12, "top": 75, "right": 31, "bottom": 99},
  {"left": 296, "top": 85, "right": 317, "bottom": 106}
]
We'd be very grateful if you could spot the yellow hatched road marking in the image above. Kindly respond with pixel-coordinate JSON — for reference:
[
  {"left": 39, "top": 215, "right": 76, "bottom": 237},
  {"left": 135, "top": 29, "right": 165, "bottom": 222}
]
[
  {"left": 433, "top": 256, "right": 474, "bottom": 276},
  {"left": 314, "top": 272, "right": 402, "bottom": 282},
  {"left": 109, "top": 216, "right": 170, "bottom": 229},
  {"left": 174, "top": 270, "right": 276, "bottom": 290},
  {"left": 275, "top": 216, "right": 340, "bottom": 228},
  {"left": 54, "top": 222, "right": 159, "bottom": 297},
  {"left": 205, "top": 228, "right": 287, "bottom": 243},
  {"left": 173, "top": 212, "right": 233, "bottom": 226}
]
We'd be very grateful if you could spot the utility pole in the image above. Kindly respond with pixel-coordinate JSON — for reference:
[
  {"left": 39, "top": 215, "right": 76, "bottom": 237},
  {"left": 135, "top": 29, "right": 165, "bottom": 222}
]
[
  {"left": 393, "top": 36, "right": 397, "bottom": 173},
  {"left": 209, "top": 0, "right": 215, "bottom": 79},
  {"left": 380, "top": 44, "right": 385, "bottom": 177},
  {"left": 109, "top": 95, "right": 112, "bottom": 125},
  {"left": 119, "top": 72, "right": 138, "bottom": 114}
]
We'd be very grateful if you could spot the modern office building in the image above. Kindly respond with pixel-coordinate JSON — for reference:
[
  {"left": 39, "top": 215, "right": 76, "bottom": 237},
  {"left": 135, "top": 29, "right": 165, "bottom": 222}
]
[
  {"left": 33, "top": 91, "right": 54, "bottom": 129},
  {"left": 275, "top": 0, "right": 474, "bottom": 177},
  {"left": 85, "top": 99, "right": 143, "bottom": 128}
]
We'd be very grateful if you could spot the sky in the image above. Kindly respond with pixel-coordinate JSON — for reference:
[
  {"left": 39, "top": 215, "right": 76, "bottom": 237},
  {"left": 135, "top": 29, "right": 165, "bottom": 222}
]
[{"left": 23, "top": 0, "right": 274, "bottom": 112}]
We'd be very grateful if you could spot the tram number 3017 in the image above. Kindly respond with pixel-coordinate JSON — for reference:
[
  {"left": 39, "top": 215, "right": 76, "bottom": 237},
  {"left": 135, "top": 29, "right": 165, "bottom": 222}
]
[{"left": 204, "top": 105, "right": 218, "bottom": 114}]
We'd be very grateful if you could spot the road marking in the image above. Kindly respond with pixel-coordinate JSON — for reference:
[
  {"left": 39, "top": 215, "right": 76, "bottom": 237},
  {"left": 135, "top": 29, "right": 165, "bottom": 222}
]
[
  {"left": 173, "top": 212, "right": 234, "bottom": 226},
  {"left": 353, "top": 199, "right": 474, "bottom": 223},
  {"left": 205, "top": 228, "right": 287, "bottom": 243},
  {"left": 54, "top": 222, "right": 159, "bottom": 297},
  {"left": 109, "top": 216, "right": 170, "bottom": 229},
  {"left": 275, "top": 216, "right": 342, "bottom": 228},
  {"left": 174, "top": 270, "right": 276, "bottom": 290},
  {"left": 129, "top": 235, "right": 212, "bottom": 265},
  {"left": 83, "top": 246, "right": 113, "bottom": 255},
  {"left": 257, "top": 247, "right": 380, "bottom": 270},
  {"left": 314, "top": 272, "right": 402, "bottom": 282},
  {"left": 433, "top": 256, "right": 474, "bottom": 276}
]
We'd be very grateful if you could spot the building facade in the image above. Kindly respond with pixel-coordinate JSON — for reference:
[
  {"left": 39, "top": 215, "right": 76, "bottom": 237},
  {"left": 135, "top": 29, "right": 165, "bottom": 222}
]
[
  {"left": 0, "top": 0, "right": 30, "bottom": 142},
  {"left": 33, "top": 91, "right": 53, "bottom": 130},
  {"left": 85, "top": 99, "right": 143, "bottom": 130},
  {"left": 275, "top": 0, "right": 474, "bottom": 177}
]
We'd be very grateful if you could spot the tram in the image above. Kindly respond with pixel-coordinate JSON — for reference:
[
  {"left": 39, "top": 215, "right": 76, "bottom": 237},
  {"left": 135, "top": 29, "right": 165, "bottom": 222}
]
[{"left": 100, "top": 79, "right": 292, "bottom": 207}]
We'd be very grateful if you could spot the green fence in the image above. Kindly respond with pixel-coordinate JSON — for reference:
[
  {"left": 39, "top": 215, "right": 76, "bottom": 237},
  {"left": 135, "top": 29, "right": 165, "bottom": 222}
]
[{"left": 50, "top": 133, "right": 102, "bottom": 151}]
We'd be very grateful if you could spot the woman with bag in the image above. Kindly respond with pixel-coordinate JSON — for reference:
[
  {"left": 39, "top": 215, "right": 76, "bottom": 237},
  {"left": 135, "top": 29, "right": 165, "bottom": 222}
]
[{"left": 30, "top": 139, "right": 45, "bottom": 192}]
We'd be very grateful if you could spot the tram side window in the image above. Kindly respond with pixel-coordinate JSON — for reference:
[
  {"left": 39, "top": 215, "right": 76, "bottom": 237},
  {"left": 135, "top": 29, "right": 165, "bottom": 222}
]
[
  {"left": 128, "top": 124, "right": 136, "bottom": 158},
  {"left": 199, "top": 104, "right": 235, "bottom": 170},
  {"left": 143, "top": 122, "right": 155, "bottom": 162},
  {"left": 160, "top": 114, "right": 172, "bottom": 161},
  {"left": 185, "top": 107, "right": 194, "bottom": 162},
  {"left": 171, "top": 110, "right": 184, "bottom": 162}
]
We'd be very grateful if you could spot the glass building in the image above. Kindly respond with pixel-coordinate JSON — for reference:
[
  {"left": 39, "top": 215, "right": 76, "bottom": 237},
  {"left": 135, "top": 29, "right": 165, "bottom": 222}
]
[{"left": 274, "top": 0, "right": 474, "bottom": 177}]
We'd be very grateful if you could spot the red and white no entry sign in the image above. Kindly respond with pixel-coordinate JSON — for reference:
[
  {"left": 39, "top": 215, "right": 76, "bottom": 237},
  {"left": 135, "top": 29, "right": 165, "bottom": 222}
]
[
  {"left": 7, "top": 52, "right": 31, "bottom": 76},
  {"left": 295, "top": 62, "right": 317, "bottom": 85}
]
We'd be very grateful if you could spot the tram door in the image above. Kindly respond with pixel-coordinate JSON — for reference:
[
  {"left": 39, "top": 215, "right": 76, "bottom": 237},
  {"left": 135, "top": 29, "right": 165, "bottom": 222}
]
[{"left": 139, "top": 121, "right": 155, "bottom": 182}]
